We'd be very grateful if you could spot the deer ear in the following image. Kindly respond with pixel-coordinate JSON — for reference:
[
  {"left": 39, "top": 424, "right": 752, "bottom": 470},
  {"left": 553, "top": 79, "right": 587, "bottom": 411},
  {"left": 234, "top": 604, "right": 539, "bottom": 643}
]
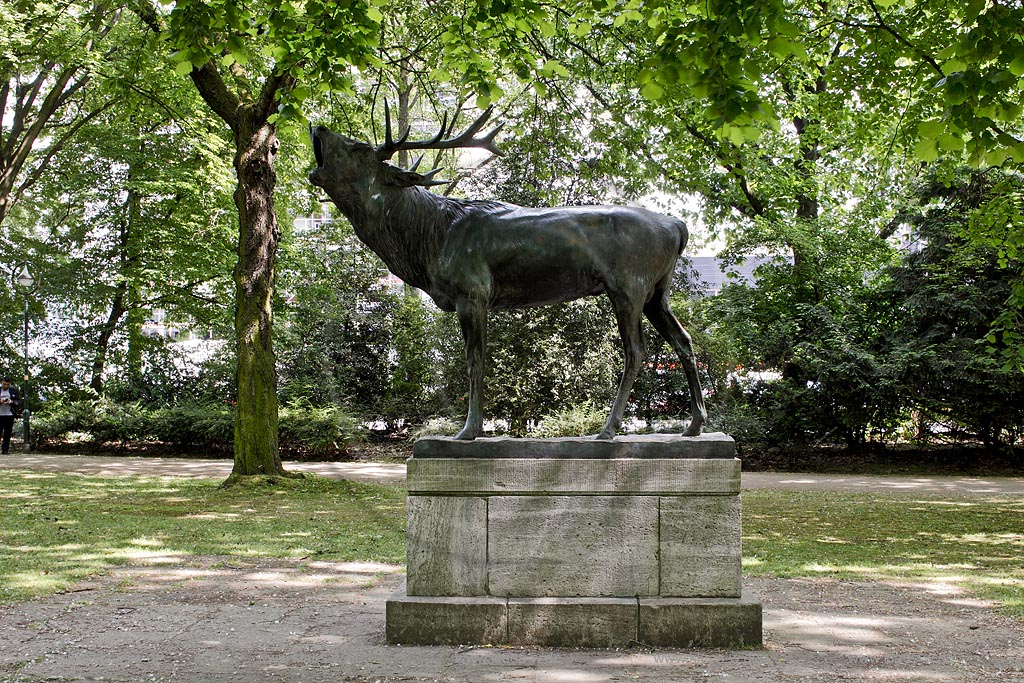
[{"left": 381, "top": 163, "right": 449, "bottom": 188}]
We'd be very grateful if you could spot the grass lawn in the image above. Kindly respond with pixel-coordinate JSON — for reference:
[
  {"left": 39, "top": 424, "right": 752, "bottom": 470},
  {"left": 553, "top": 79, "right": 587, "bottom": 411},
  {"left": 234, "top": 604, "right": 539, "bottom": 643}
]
[
  {"left": 742, "top": 490, "right": 1024, "bottom": 618},
  {"left": 1, "top": 470, "right": 1022, "bottom": 619},
  {"left": 0, "top": 470, "right": 406, "bottom": 604}
]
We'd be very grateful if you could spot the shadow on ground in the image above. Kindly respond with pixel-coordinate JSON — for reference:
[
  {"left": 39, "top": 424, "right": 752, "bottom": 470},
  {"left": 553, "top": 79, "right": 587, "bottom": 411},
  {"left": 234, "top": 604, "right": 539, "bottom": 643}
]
[{"left": 1, "top": 557, "right": 1022, "bottom": 683}]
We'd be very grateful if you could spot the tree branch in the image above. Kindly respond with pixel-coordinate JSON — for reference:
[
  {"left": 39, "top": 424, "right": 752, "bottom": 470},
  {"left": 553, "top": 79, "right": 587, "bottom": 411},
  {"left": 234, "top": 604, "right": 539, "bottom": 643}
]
[
  {"left": 683, "top": 123, "right": 766, "bottom": 218},
  {"left": 189, "top": 61, "right": 243, "bottom": 129},
  {"left": 858, "top": 0, "right": 944, "bottom": 76},
  {"left": 255, "top": 70, "right": 295, "bottom": 124}
]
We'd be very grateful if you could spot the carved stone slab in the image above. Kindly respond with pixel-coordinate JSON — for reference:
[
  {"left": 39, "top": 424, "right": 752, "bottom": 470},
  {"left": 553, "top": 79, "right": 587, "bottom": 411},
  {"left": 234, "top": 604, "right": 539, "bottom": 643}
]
[
  {"left": 413, "top": 432, "right": 736, "bottom": 459},
  {"left": 487, "top": 496, "right": 659, "bottom": 597},
  {"left": 407, "top": 457, "right": 740, "bottom": 494}
]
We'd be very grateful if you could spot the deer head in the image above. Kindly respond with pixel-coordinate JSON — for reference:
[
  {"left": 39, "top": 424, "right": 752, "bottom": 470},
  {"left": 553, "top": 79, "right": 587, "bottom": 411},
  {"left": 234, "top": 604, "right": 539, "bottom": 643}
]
[{"left": 308, "top": 104, "right": 505, "bottom": 196}]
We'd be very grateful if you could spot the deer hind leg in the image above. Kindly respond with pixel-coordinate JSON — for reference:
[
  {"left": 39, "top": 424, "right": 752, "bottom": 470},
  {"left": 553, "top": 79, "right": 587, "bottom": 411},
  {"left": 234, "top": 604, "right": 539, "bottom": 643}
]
[
  {"left": 643, "top": 291, "right": 706, "bottom": 436},
  {"left": 455, "top": 301, "right": 486, "bottom": 440},
  {"left": 598, "top": 293, "right": 645, "bottom": 440}
]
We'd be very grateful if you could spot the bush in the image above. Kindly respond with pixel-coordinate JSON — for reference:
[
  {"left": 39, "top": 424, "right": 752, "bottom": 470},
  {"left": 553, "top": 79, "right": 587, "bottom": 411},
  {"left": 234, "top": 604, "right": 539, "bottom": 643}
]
[
  {"left": 33, "top": 398, "right": 149, "bottom": 445},
  {"left": 279, "top": 403, "right": 366, "bottom": 457},
  {"left": 34, "top": 398, "right": 366, "bottom": 458},
  {"left": 705, "top": 401, "right": 768, "bottom": 450},
  {"left": 148, "top": 402, "right": 234, "bottom": 450},
  {"left": 410, "top": 417, "right": 462, "bottom": 440},
  {"left": 532, "top": 402, "right": 606, "bottom": 438}
]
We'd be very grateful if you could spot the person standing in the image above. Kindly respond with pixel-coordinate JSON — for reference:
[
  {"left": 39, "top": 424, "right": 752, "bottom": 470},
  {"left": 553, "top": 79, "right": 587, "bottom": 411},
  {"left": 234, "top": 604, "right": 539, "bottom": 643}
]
[{"left": 0, "top": 377, "right": 22, "bottom": 454}]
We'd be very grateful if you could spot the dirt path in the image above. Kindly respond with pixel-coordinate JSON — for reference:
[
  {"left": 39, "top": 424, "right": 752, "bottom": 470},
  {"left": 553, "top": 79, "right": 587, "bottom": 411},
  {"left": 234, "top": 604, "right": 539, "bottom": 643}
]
[
  {"left": 3, "top": 453, "right": 1024, "bottom": 494},
  {"left": 1, "top": 557, "right": 1022, "bottom": 683}
]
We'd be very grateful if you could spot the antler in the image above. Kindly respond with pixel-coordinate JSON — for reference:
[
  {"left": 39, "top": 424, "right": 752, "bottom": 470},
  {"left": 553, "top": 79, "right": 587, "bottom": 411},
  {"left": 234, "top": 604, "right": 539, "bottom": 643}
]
[{"left": 375, "top": 101, "right": 506, "bottom": 161}]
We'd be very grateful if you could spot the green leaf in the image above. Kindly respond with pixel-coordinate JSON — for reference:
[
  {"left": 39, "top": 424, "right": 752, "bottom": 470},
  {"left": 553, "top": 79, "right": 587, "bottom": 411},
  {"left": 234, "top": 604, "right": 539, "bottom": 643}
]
[
  {"left": 641, "top": 81, "right": 664, "bottom": 100},
  {"left": 573, "top": 21, "right": 593, "bottom": 37},
  {"left": 1009, "top": 54, "right": 1024, "bottom": 77},
  {"left": 915, "top": 138, "right": 940, "bottom": 162},
  {"left": 543, "top": 59, "right": 570, "bottom": 77},
  {"left": 366, "top": 6, "right": 383, "bottom": 23},
  {"left": 1010, "top": 143, "right": 1024, "bottom": 163},
  {"left": 938, "top": 133, "right": 965, "bottom": 151},
  {"left": 174, "top": 59, "right": 194, "bottom": 76},
  {"left": 918, "top": 120, "right": 945, "bottom": 138},
  {"left": 944, "top": 83, "right": 969, "bottom": 105},
  {"left": 987, "top": 147, "right": 1008, "bottom": 166},
  {"left": 659, "top": 63, "right": 679, "bottom": 85},
  {"left": 965, "top": 0, "right": 986, "bottom": 22}
]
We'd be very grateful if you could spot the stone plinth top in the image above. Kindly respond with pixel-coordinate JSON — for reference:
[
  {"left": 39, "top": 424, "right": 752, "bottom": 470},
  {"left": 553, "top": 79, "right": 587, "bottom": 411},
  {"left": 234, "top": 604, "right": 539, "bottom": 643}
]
[{"left": 413, "top": 432, "right": 735, "bottom": 460}]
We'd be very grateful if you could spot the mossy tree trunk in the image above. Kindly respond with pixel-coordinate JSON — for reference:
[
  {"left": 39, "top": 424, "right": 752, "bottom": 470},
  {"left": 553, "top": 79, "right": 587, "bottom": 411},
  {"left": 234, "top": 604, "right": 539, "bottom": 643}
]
[
  {"left": 230, "top": 106, "right": 284, "bottom": 476},
  {"left": 188, "top": 62, "right": 293, "bottom": 478}
]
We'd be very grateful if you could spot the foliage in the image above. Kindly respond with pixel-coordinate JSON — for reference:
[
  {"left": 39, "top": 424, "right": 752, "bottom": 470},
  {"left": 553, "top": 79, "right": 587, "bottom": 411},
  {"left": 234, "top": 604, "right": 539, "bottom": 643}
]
[
  {"left": 410, "top": 417, "right": 462, "bottom": 440},
  {"left": 532, "top": 401, "right": 607, "bottom": 438},
  {"left": 6, "top": 0, "right": 1024, "bottom": 459},
  {"left": 0, "top": 0, "right": 144, "bottom": 227},
  {"left": 0, "top": 471, "right": 406, "bottom": 605},
  {"left": 481, "top": 302, "right": 620, "bottom": 435},
  {"left": 1, "top": 19, "right": 236, "bottom": 399},
  {"left": 32, "top": 398, "right": 365, "bottom": 457},
  {"left": 279, "top": 402, "right": 366, "bottom": 457},
  {"left": 881, "top": 168, "right": 1024, "bottom": 449},
  {"left": 275, "top": 214, "right": 443, "bottom": 421}
]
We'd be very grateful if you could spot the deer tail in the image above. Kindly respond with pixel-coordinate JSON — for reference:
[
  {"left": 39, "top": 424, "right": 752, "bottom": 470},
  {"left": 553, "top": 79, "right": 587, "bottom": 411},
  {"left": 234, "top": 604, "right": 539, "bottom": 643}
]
[{"left": 675, "top": 218, "right": 690, "bottom": 255}]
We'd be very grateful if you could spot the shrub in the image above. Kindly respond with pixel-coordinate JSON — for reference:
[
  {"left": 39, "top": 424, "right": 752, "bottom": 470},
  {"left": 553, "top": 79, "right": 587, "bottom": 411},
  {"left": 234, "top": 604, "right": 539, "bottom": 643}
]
[
  {"left": 33, "top": 398, "right": 149, "bottom": 445},
  {"left": 533, "top": 402, "right": 606, "bottom": 438},
  {"left": 410, "top": 417, "right": 462, "bottom": 440},
  {"left": 279, "top": 403, "right": 366, "bottom": 457},
  {"left": 148, "top": 402, "right": 234, "bottom": 450},
  {"left": 35, "top": 398, "right": 367, "bottom": 458}
]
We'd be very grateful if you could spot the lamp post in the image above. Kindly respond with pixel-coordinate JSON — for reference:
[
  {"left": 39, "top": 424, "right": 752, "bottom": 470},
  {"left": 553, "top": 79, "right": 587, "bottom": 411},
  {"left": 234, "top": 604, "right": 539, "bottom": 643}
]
[{"left": 12, "top": 263, "right": 34, "bottom": 451}]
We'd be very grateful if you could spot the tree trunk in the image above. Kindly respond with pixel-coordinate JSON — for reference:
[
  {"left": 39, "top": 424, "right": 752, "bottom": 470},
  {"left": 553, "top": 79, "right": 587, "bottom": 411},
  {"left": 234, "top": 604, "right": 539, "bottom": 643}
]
[
  {"left": 229, "top": 107, "right": 284, "bottom": 477},
  {"left": 89, "top": 282, "right": 128, "bottom": 394}
]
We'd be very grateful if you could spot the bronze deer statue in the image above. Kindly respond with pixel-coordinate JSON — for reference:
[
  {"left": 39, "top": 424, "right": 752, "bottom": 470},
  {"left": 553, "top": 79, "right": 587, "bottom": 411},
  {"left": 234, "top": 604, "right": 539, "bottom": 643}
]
[{"left": 308, "top": 106, "right": 706, "bottom": 440}]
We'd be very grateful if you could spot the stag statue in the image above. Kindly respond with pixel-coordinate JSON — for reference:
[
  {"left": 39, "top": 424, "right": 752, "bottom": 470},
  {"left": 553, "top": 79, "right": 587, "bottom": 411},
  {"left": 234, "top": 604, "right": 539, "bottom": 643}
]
[{"left": 308, "top": 106, "right": 706, "bottom": 440}]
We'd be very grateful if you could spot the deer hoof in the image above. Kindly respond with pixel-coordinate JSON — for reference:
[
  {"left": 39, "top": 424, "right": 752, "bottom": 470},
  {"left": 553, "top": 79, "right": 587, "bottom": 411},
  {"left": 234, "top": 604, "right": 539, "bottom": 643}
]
[
  {"left": 682, "top": 421, "right": 704, "bottom": 437},
  {"left": 454, "top": 427, "right": 481, "bottom": 440},
  {"left": 595, "top": 430, "right": 615, "bottom": 441}
]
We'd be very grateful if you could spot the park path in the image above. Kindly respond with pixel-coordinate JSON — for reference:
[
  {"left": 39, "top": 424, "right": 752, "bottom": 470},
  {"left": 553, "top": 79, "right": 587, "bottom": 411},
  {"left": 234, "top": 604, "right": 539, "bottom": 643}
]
[{"left": 1, "top": 452, "right": 1022, "bottom": 494}]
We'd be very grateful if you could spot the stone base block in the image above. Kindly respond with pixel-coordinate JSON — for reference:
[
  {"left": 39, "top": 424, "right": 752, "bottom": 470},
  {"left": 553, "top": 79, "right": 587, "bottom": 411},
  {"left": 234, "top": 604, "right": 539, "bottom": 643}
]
[
  {"left": 507, "top": 597, "right": 637, "bottom": 648},
  {"left": 639, "top": 595, "right": 763, "bottom": 648},
  {"left": 385, "top": 591, "right": 507, "bottom": 646},
  {"left": 386, "top": 589, "right": 763, "bottom": 648}
]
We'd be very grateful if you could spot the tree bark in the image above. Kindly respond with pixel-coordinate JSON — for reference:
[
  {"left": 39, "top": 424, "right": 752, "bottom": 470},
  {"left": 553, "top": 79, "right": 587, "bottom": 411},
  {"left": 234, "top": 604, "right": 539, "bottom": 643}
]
[
  {"left": 89, "top": 282, "right": 128, "bottom": 394},
  {"left": 229, "top": 105, "right": 284, "bottom": 477}
]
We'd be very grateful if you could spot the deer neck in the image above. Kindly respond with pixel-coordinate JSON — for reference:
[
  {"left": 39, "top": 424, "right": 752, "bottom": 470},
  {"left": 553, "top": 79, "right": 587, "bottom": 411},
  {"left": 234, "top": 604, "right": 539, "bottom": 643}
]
[{"left": 332, "top": 180, "right": 448, "bottom": 292}]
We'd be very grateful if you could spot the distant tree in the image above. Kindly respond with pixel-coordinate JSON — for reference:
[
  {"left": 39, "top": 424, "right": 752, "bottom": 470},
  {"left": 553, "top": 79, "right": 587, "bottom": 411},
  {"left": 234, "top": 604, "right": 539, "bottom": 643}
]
[
  {"left": 885, "top": 168, "right": 1024, "bottom": 450},
  {"left": 0, "top": 0, "right": 131, "bottom": 228},
  {"left": 275, "top": 214, "right": 399, "bottom": 415}
]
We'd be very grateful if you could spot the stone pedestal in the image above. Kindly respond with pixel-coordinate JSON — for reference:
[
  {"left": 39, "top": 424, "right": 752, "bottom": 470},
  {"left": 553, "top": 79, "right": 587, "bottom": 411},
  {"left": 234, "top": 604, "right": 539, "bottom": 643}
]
[{"left": 386, "top": 433, "right": 762, "bottom": 648}]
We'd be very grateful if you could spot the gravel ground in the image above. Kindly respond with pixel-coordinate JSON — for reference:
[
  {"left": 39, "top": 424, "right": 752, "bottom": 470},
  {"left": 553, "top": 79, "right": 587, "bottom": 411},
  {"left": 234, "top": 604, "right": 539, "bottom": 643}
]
[{"left": 1, "top": 557, "right": 1022, "bottom": 683}]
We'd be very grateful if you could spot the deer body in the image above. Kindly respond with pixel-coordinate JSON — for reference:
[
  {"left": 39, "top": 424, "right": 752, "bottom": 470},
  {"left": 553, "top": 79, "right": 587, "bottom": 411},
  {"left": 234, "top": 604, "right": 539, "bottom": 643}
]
[{"left": 309, "top": 113, "right": 706, "bottom": 440}]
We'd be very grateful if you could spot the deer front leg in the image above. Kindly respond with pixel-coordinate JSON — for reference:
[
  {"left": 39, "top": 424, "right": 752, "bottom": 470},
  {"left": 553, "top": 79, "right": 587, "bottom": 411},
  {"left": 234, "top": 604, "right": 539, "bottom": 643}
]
[
  {"left": 455, "top": 302, "right": 486, "bottom": 440},
  {"left": 598, "top": 295, "right": 645, "bottom": 440}
]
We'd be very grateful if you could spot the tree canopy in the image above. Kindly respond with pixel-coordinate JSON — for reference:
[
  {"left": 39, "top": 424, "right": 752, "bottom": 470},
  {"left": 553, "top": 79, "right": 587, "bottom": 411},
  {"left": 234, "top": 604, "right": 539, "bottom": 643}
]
[{"left": 3, "top": 0, "right": 1023, "bottom": 463}]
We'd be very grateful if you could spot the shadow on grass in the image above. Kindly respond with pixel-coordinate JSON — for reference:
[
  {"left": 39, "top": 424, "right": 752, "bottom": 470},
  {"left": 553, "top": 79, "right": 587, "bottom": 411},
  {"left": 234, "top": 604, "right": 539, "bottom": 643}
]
[
  {"left": 743, "top": 490, "right": 1024, "bottom": 618},
  {"left": 0, "top": 471, "right": 406, "bottom": 604}
]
